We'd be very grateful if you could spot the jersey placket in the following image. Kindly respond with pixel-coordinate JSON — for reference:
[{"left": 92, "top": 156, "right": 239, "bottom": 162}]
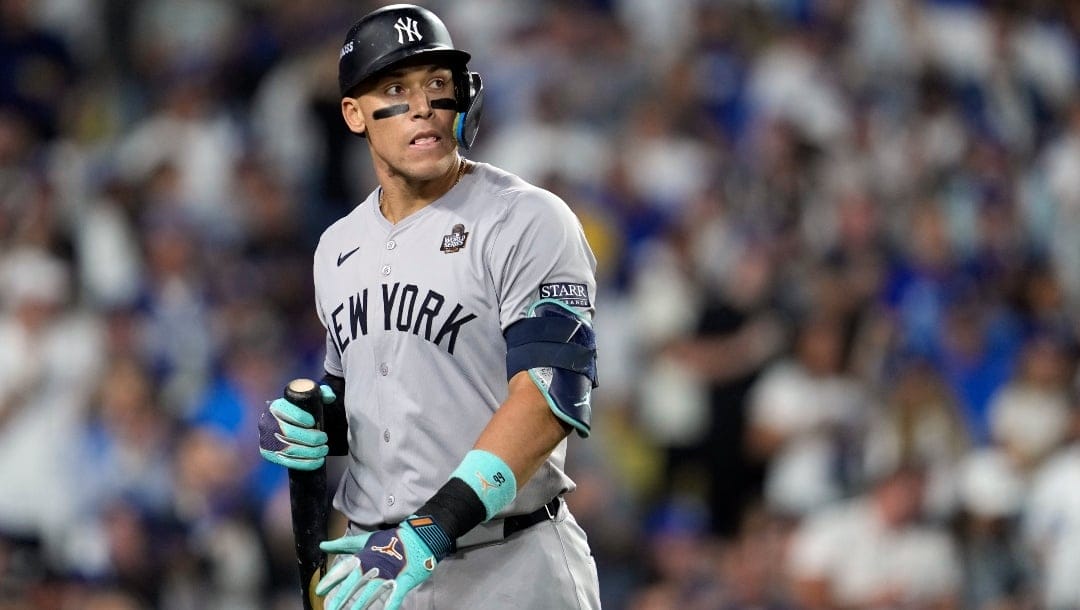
[{"left": 374, "top": 227, "right": 400, "bottom": 512}]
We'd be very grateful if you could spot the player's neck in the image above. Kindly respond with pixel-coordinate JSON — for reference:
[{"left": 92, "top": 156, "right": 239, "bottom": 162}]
[{"left": 378, "top": 158, "right": 469, "bottom": 224}]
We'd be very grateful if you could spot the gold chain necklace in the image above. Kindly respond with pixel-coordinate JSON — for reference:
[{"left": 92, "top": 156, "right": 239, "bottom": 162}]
[
  {"left": 379, "top": 157, "right": 468, "bottom": 210},
  {"left": 453, "top": 157, "right": 469, "bottom": 186}
]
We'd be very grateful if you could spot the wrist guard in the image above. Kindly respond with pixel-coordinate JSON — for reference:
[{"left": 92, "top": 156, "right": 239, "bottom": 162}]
[{"left": 412, "top": 450, "right": 517, "bottom": 559}]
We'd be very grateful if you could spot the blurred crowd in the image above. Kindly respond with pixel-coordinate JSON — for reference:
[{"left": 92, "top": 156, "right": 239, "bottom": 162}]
[{"left": 2, "top": 0, "right": 1080, "bottom": 608}]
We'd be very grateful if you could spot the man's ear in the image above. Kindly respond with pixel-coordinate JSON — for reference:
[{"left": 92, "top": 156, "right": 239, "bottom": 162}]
[{"left": 341, "top": 97, "right": 366, "bottom": 136}]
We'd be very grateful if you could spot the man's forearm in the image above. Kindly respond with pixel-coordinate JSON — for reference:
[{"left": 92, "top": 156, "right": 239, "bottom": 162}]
[{"left": 473, "top": 370, "right": 571, "bottom": 490}]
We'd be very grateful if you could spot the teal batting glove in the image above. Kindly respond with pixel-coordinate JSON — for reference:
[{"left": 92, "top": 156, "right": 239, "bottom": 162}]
[
  {"left": 257, "top": 384, "right": 336, "bottom": 471},
  {"left": 316, "top": 516, "right": 447, "bottom": 610}
]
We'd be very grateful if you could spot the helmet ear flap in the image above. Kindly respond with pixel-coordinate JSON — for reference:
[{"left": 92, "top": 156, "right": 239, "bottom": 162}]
[{"left": 454, "top": 71, "right": 484, "bottom": 150}]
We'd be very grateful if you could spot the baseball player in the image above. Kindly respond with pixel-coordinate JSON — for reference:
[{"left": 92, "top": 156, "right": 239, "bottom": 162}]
[{"left": 258, "top": 4, "right": 601, "bottom": 610}]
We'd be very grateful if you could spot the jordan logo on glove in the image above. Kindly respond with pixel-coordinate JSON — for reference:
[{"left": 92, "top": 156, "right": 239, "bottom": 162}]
[{"left": 371, "top": 537, "right": 404, "bottom": 561}]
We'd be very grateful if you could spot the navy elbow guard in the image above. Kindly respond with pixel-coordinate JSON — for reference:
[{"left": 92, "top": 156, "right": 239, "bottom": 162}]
[{"left": 504, "top": 299, "right": 597, "bottom": 437}]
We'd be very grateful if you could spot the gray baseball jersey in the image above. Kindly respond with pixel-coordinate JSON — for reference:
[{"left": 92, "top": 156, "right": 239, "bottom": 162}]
[{"left": 313, "top": 161, "right": 597, "bottom": 527}]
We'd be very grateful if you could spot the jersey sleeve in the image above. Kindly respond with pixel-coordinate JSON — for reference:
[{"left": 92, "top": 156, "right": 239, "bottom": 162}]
[
  {"left": 313, "top": 244, "right": 344, "bottom": 377},
  {"left": 489, "top": 188, "right": 597, "bottom": 328},
  {"left": 322, "top": 326, "right": 343, "bottom": 377}
]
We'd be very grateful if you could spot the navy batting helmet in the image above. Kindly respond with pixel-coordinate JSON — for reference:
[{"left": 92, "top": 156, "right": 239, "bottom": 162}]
[{"left": 338, "top": 4, "right": 484, "bottom": 150}]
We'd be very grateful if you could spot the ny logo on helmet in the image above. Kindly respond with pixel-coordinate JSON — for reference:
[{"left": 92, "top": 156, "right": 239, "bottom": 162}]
[{"left": 394, "top": 17, "right": 422, "bottom": 44}]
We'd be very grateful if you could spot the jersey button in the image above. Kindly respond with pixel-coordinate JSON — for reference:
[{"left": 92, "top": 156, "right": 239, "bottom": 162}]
[
  {"left": 386, "top": 240, "right": 396, "bottom": 250},
  {"left": 387, "top": 495, "right": 395, "bottom": 507},
  {"left": 383, "top": 429, "right": 391, "bottom": 443},
  {"left": 380, "top": 265, "right": 391, "bottom": 276},
  {"left": 378, "top": 363, "right": 389, "bottom": 376}
]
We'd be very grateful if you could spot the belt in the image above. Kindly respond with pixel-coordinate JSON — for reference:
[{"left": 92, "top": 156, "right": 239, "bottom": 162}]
[
  {"left": 353, "top": 496, "right": 562, "bottom": 551},
  {"left": 454, "top": 496, "right": 561, "bottom": 549}
]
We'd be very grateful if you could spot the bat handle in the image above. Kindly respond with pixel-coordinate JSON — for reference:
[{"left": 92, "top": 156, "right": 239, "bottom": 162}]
[
  {"left": 284, "top": 377, "right": 328, "bottom": 610},
  {"left": 285, "top": 378, "right": 324, "bottom": 430}
]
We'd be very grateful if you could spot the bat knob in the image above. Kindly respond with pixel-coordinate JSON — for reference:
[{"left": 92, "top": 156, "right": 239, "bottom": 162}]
[
  {"left": 287, "top": 377, "right": 318, "bottom": 395},
  {"left": 284, "top": 378, "right": 323, "bottom": 417}
]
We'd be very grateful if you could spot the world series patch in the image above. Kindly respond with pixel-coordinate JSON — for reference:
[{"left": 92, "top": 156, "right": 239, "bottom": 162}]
[
  {"left": 440, "top": 224, "right": 469, "bottom": 253},
  {"left": 539, "top": 282, "right": 591, "bottom": 308}
]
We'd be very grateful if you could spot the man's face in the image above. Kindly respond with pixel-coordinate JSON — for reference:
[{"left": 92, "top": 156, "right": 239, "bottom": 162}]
[{"left": 342, "top": 62, "right": 459, "bottom": 182}]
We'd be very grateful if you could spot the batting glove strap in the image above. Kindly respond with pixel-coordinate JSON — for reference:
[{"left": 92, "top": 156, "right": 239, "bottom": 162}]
[
  {"left": 414, "top": 477, "right": 486, "bottom": 556},
  {"left": 403, "top": 516, "right": 454, "bottom": 561}
]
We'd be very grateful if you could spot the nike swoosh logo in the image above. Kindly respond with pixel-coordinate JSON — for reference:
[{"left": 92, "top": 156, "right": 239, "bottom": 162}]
[{"left": 337, "top": 247, "right": 360, "bottom": 267}]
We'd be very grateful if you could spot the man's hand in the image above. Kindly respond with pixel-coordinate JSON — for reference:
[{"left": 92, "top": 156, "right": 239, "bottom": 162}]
[
  {"left": 316, "top": 519, "right": 440, "bottom": 610},
  {"left": 258, "top": 384, "right": 336, "bottom": 470}
]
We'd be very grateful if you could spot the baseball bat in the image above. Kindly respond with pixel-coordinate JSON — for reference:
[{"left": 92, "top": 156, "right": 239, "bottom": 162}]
[{"left": 285, "top": 378, "right": 328, "bottom": 610}]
